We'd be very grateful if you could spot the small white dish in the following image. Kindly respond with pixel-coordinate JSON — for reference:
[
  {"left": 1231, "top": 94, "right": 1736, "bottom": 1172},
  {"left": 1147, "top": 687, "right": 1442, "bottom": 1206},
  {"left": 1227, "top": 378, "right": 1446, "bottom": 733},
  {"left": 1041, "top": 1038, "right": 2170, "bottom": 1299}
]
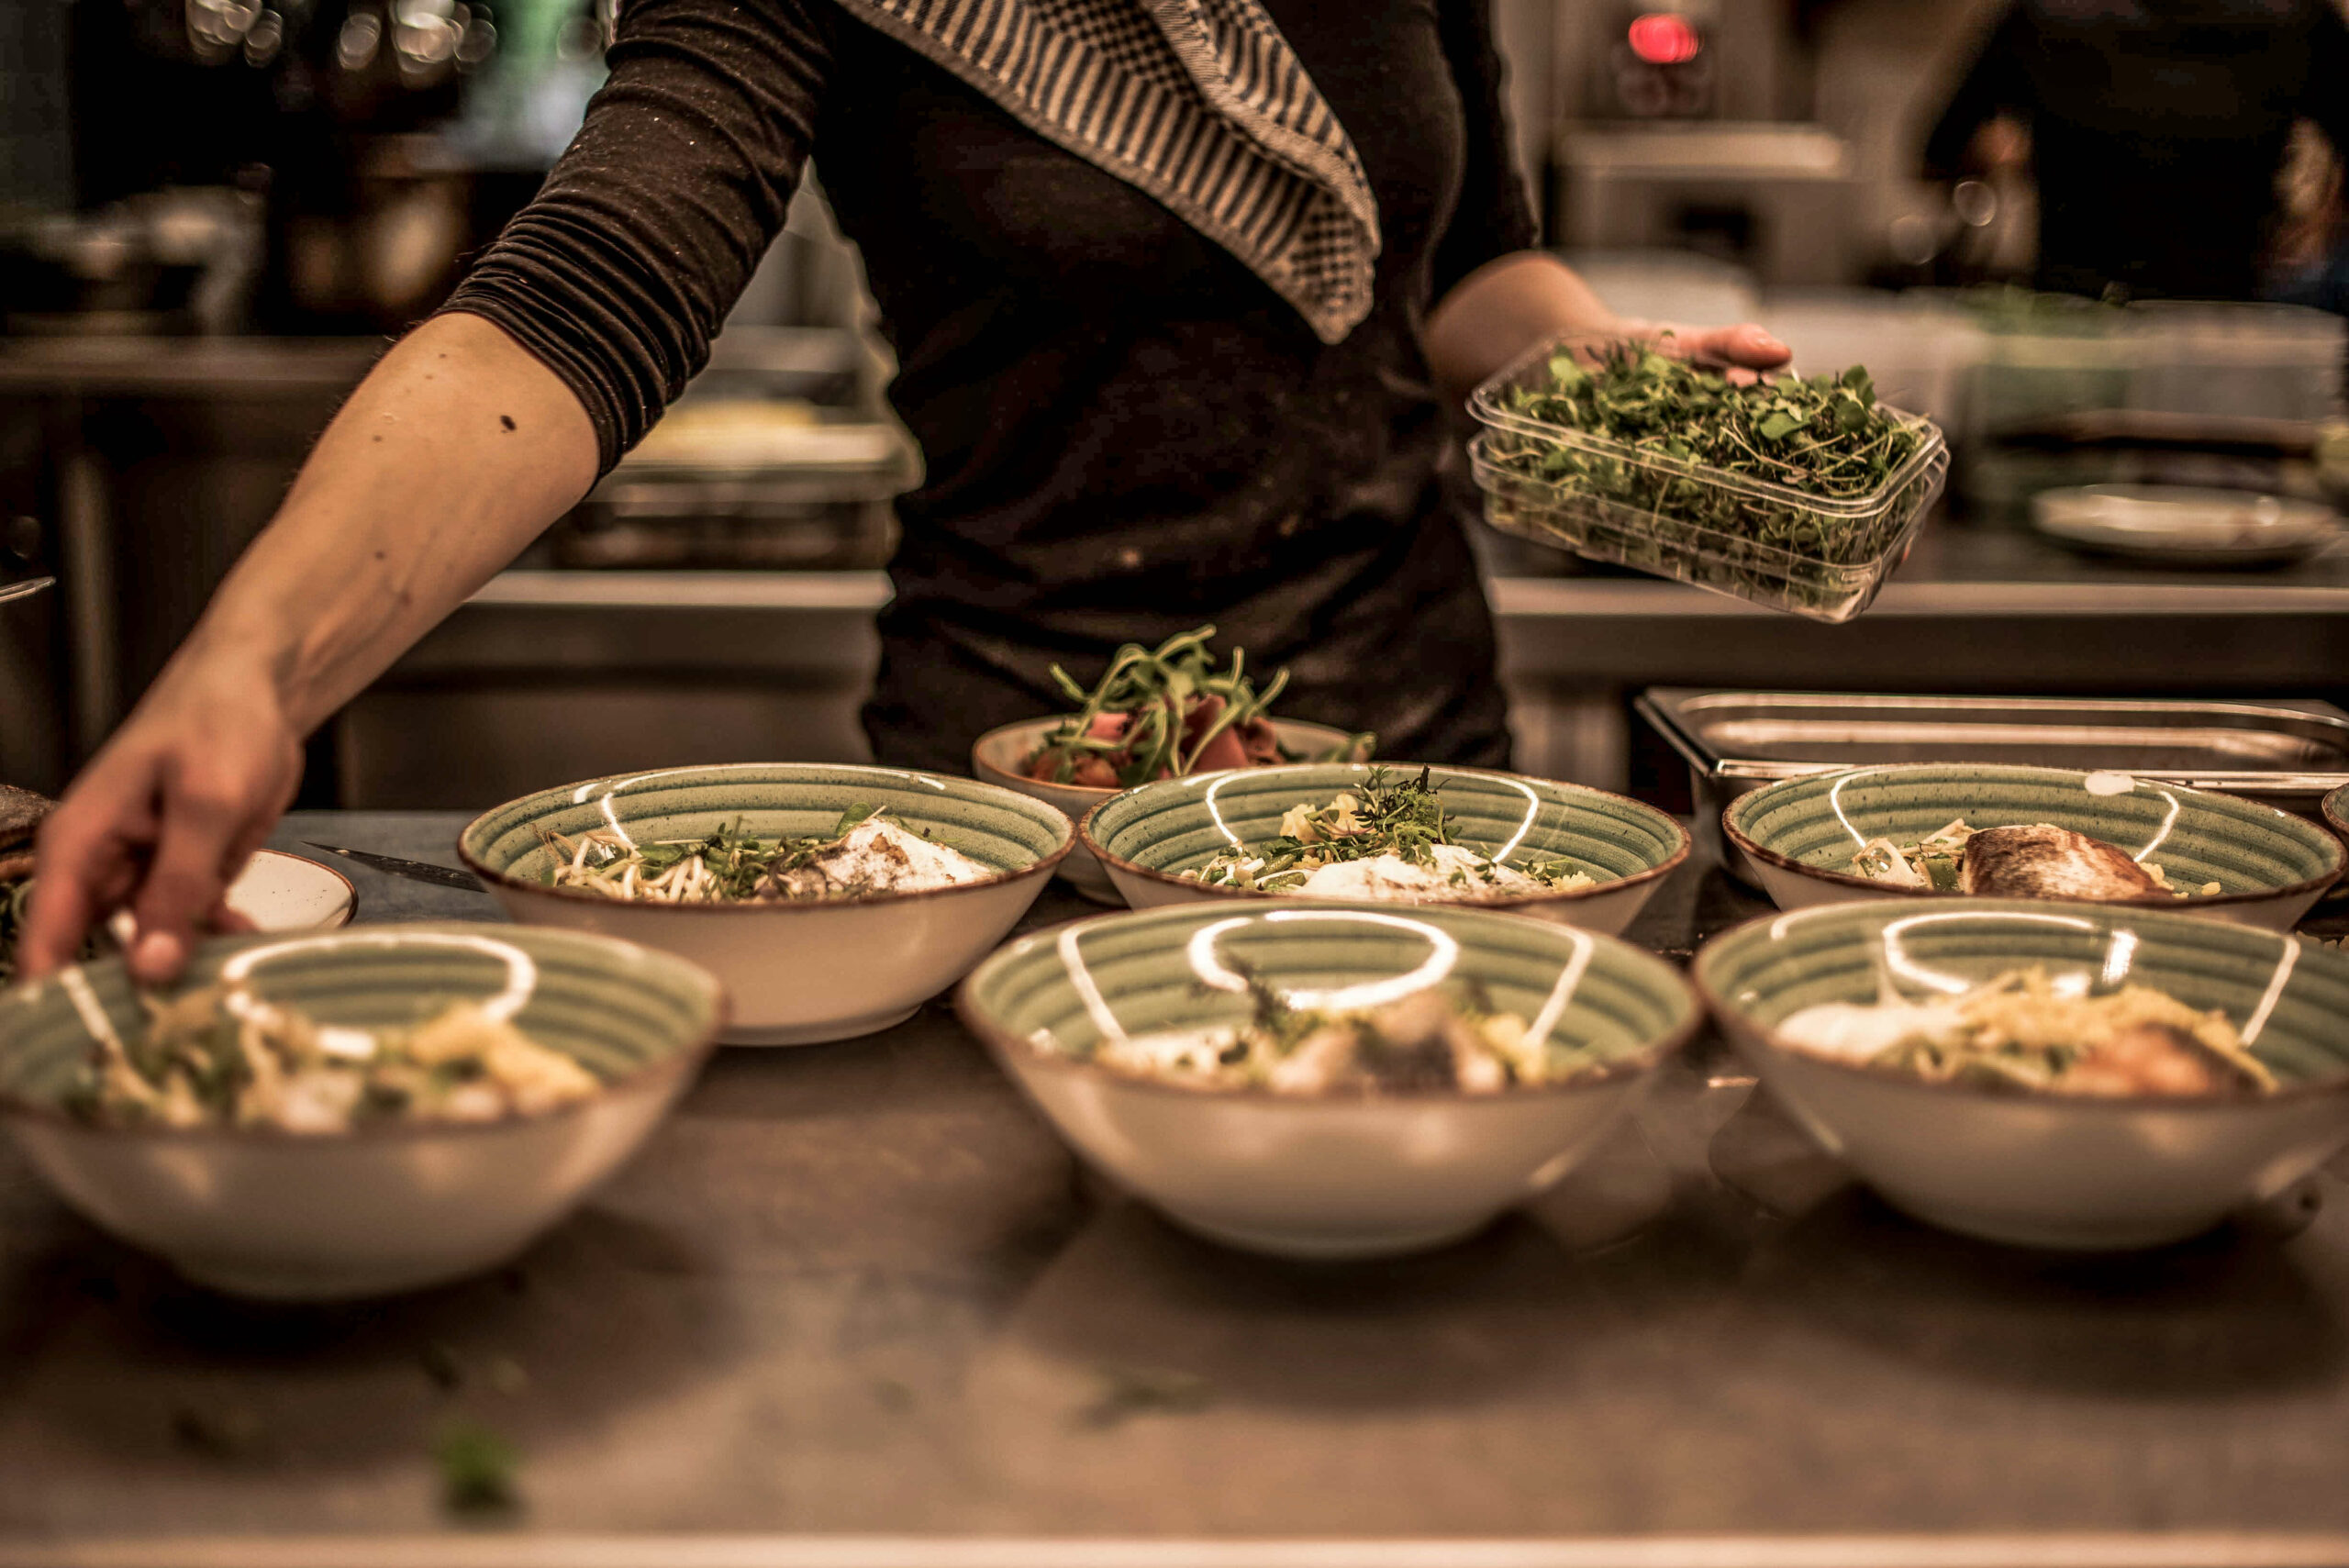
[
  {"left": 228, "top": 849, "right": 357, "bottom": 932},
  {"left": 89, "top": 849, "right": 356, "bottom": 951},
  {"left": 2032, "top": 484, "right": 2341, "bottom": 567}
]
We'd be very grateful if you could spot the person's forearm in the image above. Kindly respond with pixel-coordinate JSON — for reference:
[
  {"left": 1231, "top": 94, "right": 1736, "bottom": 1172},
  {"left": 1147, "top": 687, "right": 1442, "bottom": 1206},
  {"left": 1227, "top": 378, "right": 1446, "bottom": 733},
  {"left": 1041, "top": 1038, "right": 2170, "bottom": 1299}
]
[
  {"left": 1423, "top": 252, "right": 1622, "bottom": 406},
  {"left": 179, "top": 311, "right": 599, "bottom": 734}
]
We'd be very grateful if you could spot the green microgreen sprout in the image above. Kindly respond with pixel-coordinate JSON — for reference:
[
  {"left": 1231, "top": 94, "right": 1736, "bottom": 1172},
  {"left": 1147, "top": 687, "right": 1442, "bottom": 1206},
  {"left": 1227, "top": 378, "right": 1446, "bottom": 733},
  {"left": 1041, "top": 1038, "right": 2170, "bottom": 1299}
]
[{"left": 1477, "top": 337, "right": 1938, "bottom": 615}]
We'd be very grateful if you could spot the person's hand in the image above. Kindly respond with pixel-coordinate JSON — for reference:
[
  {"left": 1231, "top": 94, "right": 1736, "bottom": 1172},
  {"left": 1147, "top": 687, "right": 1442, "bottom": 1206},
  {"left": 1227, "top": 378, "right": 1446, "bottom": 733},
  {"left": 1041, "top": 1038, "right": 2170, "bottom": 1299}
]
[
  {"left": 19, "top": 650, "right": 303, "bottom": 985},
  {"left": 1620, "top": 319, "right": 1794, "bottom": 386}
]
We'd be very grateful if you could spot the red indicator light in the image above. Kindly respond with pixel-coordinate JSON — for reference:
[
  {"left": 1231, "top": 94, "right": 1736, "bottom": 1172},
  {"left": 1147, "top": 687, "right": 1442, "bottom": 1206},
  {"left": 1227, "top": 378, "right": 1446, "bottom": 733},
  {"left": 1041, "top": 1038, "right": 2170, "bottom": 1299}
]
[{"left": 1627, "top": 13, "right": 1701, "bottom": 65}]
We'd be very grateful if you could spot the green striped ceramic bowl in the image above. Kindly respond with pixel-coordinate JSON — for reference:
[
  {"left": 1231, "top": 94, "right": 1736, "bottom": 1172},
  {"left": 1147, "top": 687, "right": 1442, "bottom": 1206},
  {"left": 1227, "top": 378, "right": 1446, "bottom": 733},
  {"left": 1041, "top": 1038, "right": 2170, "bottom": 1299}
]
[
  {"left": 2321, "top": 783, "right": 2349, "bottom": 848},
  {"left": 960, "top": 900, "right": 1699, "bottom": 1258},
  {"left": 1723, "top": 762, "right": 2344, "bottom": 931},
  {"left": 0, "top": 923, "right": 721, "bottom": 1299},
  {"left": 1080, "top": 763, "right": 1689, "bottom": 936},
  {"left": 1696, "top": 897, "right": 2349, "bottom": 1249},
  {"left": 461, "top": 763, "right": 1074, "bottom": 1044},
  {"left": 972, "top": 717, "right": 1369, "bottom": 905}
]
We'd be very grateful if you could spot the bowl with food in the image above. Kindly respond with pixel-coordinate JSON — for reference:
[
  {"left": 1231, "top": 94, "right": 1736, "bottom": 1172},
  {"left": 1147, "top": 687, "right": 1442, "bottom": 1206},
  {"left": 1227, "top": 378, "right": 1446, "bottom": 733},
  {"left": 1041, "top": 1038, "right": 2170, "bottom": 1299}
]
[
  {"left": 460, "top": 763, "right": 1073, "bottom": 1045},
  {"left": 1723, "top": 762, "right": 2344, "bottom": 931},
  {"left": 1695, "top": 897, "right": 2349, "bottom": 1249},
  {"left": 0, "top": 922, "right": 721, "bottom": 1299},
  {"left": 1081, "top": 763, "right": 1689, "bottom": 937},
  {"left": 959, "top": 900, "right": 1699, "bottom": 1259},
  {"left": 971, "top": 626, "right": 1373, "bottom": 903},
  {"left": 2322, "top": 782, "right": 2349, "bottom": 848}
]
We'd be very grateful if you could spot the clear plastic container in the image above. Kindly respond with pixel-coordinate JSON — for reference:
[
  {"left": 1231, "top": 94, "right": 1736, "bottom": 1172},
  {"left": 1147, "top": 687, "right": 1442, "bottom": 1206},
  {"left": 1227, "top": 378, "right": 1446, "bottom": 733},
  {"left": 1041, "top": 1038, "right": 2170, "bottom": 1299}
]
[{"left": 1467, "top": 339, "right": 1950, "bottom": 624}]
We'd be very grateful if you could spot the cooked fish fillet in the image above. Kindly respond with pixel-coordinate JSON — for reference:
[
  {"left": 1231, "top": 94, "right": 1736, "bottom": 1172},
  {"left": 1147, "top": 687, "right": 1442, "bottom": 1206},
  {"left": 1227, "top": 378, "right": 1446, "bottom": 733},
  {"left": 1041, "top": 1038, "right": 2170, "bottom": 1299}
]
[{"left": 1957, "top": 823, "right": 2163, "bottom": 900}]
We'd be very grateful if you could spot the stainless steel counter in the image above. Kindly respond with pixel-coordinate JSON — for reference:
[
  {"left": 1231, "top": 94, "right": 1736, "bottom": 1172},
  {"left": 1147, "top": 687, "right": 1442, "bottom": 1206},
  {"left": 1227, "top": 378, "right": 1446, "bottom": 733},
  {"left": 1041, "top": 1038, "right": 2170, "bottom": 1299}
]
[{"left": 4, "top": 814, "right": 2349, "bottom": 1568}]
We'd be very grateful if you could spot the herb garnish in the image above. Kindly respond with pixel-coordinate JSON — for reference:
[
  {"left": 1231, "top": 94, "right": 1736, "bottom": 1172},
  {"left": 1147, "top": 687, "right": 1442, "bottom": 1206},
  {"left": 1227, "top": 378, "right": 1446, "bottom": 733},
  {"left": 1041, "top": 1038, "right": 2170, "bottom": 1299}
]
[
  {"left": 1475, "top": 338, "right": 1939, "bottom": 616},
  {"left": 539, "top": 806, "right": 950, "bottom": 902},
  {"left": 434, "top": 1418, "right": 521, "bottom": 1516},
  {"left": 1076, "top": 1364, "right": 1215, "bottom": 1429},
  {"left": 1030, "top": 625, "right": 1372, "bottom": 789},
  {"left": 1187, "top": 767, "right": 1592, "bottom": 895}
]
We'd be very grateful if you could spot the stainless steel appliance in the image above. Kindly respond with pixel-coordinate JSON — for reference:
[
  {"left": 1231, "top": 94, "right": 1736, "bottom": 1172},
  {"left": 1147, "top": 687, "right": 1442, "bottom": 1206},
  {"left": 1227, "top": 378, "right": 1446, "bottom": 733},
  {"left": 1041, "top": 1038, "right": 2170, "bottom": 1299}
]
[{"left": 1637, "top": 686, "right": 2349, "bottom": 879}]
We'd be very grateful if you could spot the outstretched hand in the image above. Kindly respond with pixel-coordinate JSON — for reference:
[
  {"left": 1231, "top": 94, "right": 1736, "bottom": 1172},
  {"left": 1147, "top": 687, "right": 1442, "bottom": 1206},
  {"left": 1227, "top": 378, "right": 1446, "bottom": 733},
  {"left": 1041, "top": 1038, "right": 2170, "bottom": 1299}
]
[
  {"left": 19, "top": 654, "right": 302, "bottom": 984},
  {"left": 1620, "top": 319, "right": 1795, "bottom": 386}
]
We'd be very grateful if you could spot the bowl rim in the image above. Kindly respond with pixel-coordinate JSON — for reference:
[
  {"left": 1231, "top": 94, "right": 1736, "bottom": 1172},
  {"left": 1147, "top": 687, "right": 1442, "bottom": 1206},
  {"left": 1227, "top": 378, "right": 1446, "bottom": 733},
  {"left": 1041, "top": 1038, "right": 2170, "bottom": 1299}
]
[
  {"left": 0, "top": 922, "right": 728, "bottom": 1145},
  {"left": 457, "top": 762, "right": 1076, "bottom": 915},
  {"left": 954, "top": 898, "right": 1702, "bottom": 1106},
  {"left": 2322, "top": 783, "right": 2349, "bottom": 845},
  {"left": 968, "top": 715, "right": 1366, "bottom": 801},
  {"left": 1689, "top": 895, "right": 2349, "bottom": 1113},
  {"left": 1076, "top": 762, "right": 1694, "bottom": 911},
  {"left": 1720, "top": 762, "right": 2349, "bottom": 912}
]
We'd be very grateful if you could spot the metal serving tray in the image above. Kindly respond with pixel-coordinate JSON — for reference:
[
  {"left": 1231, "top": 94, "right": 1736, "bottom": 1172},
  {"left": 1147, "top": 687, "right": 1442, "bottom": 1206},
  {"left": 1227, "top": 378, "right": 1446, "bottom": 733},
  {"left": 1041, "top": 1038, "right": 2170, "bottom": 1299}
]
[{"left": 1636, "top": 688, "right": 2349, "bottom": 879}]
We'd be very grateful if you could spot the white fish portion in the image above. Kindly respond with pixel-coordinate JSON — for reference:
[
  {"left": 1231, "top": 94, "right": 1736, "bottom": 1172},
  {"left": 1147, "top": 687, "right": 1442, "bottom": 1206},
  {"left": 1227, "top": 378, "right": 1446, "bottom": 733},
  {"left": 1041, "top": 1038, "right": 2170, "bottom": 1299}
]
[
  {"left": 763, "top": 817, "right": 990, "bottom": 897},
  {"left": 1776, "top": 999, "right": 1969, "bottom": 1062},
  {"left": 1294, "top": 844, "right": 1552, "bottom": 901}
]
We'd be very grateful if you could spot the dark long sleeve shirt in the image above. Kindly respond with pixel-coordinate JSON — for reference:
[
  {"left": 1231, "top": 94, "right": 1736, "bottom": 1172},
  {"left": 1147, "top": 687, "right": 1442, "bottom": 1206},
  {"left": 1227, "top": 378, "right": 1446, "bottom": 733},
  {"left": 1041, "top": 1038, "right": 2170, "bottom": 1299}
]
[
  {"left": 1925, "top": 0, "right": 2349, "bottom": 301},
  {"left": 444, "top": 0, "right": 1535, "bottom": 771}
]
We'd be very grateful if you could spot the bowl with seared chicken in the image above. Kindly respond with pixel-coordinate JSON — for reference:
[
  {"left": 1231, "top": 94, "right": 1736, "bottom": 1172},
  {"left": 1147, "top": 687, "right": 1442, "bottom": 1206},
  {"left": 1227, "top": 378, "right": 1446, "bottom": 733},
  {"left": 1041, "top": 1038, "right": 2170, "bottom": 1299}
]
[
  {"left": 1696, "top": 897, "right": 2349, "bottom": 1249},
  {"left": 1722, "top": 763, "right": 2344, "bottom": 931}
]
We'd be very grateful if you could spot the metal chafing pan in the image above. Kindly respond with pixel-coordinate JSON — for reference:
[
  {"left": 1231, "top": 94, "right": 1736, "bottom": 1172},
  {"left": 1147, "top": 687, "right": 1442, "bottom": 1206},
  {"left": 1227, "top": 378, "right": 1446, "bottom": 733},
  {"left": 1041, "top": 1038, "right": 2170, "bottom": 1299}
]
[{"left": 1636, "top": 688, "right": 2349, "bottom": 880}]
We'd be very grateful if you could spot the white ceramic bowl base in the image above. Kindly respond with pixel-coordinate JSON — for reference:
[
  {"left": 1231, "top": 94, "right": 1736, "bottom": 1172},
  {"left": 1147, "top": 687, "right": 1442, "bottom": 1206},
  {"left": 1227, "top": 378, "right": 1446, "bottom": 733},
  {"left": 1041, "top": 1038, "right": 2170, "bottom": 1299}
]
[
  {"left": 9, "top": 1083, "right": 685, "bottom": 1298},
  {"left": 479, "top": 880, "right": 1047, "bottom": 1045},
  {"left": 1719, "top": 1022, "right": 2349, "bottom": 1249},
  {"left": 1005, "top": 1063, "right": 1649, "bottom": 1258}
]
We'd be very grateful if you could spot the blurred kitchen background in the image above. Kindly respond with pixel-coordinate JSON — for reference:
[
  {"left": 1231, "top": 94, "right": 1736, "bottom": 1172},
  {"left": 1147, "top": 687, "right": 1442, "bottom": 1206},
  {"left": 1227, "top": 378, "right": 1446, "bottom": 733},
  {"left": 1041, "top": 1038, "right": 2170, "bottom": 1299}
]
[{"left": 3, "top": 0, "right": 2345, "bottom": 806}]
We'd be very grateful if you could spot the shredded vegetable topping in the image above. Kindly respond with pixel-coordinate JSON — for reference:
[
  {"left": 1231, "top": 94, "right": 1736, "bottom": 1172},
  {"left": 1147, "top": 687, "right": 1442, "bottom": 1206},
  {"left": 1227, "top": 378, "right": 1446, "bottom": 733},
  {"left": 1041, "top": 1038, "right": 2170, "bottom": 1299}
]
[
  {"left": 1776, "top": 966, "right": 2274, "bottom": 1097},
  {"left": 1183, "top": 767, "right": 1598, "bottom": 899},
  {"left": 66, "top": 985, "right": 600, "bottom": 1132},
  {"left": 540, "top": 807, "right": 988, "bottom": 902}
]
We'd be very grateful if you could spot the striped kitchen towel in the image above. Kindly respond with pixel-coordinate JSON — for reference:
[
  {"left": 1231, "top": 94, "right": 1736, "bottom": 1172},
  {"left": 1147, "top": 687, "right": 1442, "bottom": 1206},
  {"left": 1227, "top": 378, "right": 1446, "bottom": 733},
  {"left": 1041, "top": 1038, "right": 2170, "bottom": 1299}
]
[{"left": 828, "top": 0, "right": 1382, "bottom": 343}]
